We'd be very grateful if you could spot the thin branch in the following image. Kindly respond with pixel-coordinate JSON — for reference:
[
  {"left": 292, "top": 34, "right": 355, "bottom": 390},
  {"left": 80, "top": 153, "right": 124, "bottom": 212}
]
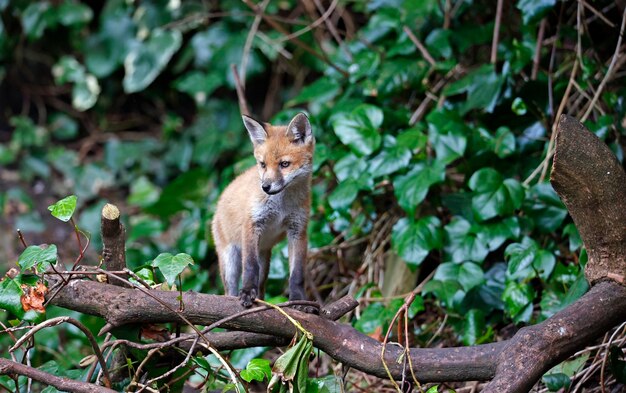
[
  {"left": 490, "top": 0, "right": 504, "bottom": 64},
  {"left": 231, "top": 64, "right": 251, "bottom": 117},
  {"left": 10, "top": 317, "right": 112, "bottom": 388},
  {"left": 402, "top": 26, "right": 436, "bottom": 67},
  {"left": 581, "top": 4, "right": 626, "bottom": 122},
  {"left": 240, "top": 0, "right": 270, "bottom": 87},
  {"left": 275, "top": 0, "right": 339, "bottom": 43},
  {"left": 0, "top": 358, "right": 117, "bottom": 393},
  {"left": 532, "top": 19, "right": 547, "bottom": 80}
]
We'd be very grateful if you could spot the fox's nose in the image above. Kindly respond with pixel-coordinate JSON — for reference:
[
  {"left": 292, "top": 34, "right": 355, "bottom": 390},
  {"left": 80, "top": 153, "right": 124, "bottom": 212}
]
[{"left": 262, "top": 184, "right": 271, "bottom": 193}]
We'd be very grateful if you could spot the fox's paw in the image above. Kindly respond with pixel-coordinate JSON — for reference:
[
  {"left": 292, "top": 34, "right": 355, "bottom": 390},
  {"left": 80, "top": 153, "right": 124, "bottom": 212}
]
[
  {"left": 239, "top": 288, "right": 258, "bottom": 308},
  {"left": 292, "top": 304, "right": 319, "bottom": 314}
]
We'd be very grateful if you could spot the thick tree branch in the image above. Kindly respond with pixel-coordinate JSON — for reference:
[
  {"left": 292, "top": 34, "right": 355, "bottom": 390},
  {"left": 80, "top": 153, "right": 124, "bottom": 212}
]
[
  {"left": 550, "top": 114, "right": 626, "bottom": 284},
  {"left": 0, "top": 358, "right": 116, "bottom": 393},
  {"left": 100, "top": 204, "right": 130, "bottom": 286}
]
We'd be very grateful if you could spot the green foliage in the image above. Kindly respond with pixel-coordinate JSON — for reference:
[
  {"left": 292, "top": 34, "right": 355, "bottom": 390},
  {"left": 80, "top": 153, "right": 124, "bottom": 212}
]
[
  {"left": 152, "top": 252, "right": 194, "bottom": 286},
  {"left": 240, "top": 358, "right": 271, "bottom": 383},
  {"left": 268, "top": 334, "right": 314, "bottom": 393},
  {"left": 1, "top": 0, "right": 623, "bottom": 390},
  {"left": 47, "top": 195, "right": 77, "bottom": 222}
]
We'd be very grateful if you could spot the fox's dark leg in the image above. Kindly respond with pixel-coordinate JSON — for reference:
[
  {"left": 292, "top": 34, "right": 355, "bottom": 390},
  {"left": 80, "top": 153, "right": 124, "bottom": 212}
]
[
  {"left": 240, "top": 224, "right": 260, "bottom": 308},
  {"left": 287, "top": 219, "right": 318, "bottom": 314},
  {"left": 257, "top": 249, "right": 272, "bottom": 300}
]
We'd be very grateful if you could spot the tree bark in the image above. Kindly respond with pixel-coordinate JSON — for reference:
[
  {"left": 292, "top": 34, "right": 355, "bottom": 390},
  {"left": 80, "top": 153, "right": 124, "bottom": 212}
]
[
  {"left": 100, "top": 203, "right": 130, "bottom": 286},
  {"left": 550, "top": 114, "right": 626, "bottom": 284}
]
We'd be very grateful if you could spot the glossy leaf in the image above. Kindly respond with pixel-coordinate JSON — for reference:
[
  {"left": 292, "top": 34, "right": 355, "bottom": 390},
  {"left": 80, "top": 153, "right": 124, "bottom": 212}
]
[
  {"left": 152, "top": 253, "right": 194, "bottom": 285},
  {"left": 392, "top": 216, "right": 443, "bottom": 266},
  {"left": 469, "top": 168, "right": 524, "bottom": 221},
  {"left": 123, "top": 29, "right": 182, "bottom": 93},
  {"left": 47, "top": 195, "right": 77, "bottom": 222},
  {"left": 241, "top": 358, "right": 271, "bottom": 383},
  {"left": 18, "top": 245, "right": 58, "bottom": 271},
  {"left": 331, "top": 105, "right": 383, "bottom": 156},
  {"left": 393, "top": 160, "right": 446, "bottom": 215}
]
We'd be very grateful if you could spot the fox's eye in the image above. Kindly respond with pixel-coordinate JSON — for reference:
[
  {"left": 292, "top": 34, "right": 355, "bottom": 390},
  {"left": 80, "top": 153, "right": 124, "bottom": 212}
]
[
  {"left": 280, "top": 161, "right": 290, "bottom": 168},
  {"left": 260, "top": 162, "right": 266, "bottom": 169}
]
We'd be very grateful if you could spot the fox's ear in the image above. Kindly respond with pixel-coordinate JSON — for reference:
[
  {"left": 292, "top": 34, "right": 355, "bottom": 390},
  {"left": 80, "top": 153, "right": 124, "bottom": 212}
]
[
  {"left": 287, "top": 113, "right": 313, "bottom": 145},
  {"left": 243, "top": 115, "right": 267, "bottom": 145}
]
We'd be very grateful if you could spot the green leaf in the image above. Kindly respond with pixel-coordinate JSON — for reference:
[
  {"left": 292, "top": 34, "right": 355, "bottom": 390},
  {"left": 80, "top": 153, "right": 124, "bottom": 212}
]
[
  {"left": 407, "top": 295, "right": 425, "bottom": 319},
  {"left": 517, "top": 0, "right": 556, "bottom": 24},
  {"left": 502, "top": 281, "right": 535, "bottom": 321},
  {"left": 492, "top": 127, "right": 517, "bottom": 158},
  {"left": 392, "top": 216, "right": 443, "bottom": 266},
  {"left": 444, "top": 217, "right": 490, "bottom": 264},
  {"left": 609, "top": 346, "right": 626, "bottom": 383},
  {"left": 57, "top": 2, "right": 93, "bottom": 26},
  {"left": 47, "top": 195, "right": 77, "bottom": 222},
  {"left": 368, "top": 144, "right": 411, "bottom": 178},
  {"left": 469, "top": 168, "right": 524, "bottom": 221},
  {"left": 524, "top": 183, "right": 568, "bottom": 234},
  {"left": 393, "top": 160, "right": 446, "bottom": 215},
  {"left": 240, "top": 358, "right": 271, "bottom": 383},
  {"left": 269, "top": 334, "right": 313, "bottom": 393},
  {"left": 18, "top": 245, "right": 58, "bottom": 271},
  {"left": 21, "top": 2, "right": 52, "bottom": 40},
  {"left": 511, "top": 97, "right": 527, "bottom": 115},
  {"left": 434, "top": 262, "right": 484, "bottom": 291},
  {"left": 427, "top": 110, "right": 468, "bottom": 164},
  {"left": 462, "top": 309, "right": 486, "bottom": 346},
  {"left": 49, "top": 113, "right": 79, "bottom": 140},
  {"left": 541, "top": 373, "right": 571, "bottom": 391},
  {"left": 0, "top": 276, "right": 25, "bottom": 318},
  {"left": 505, "top": 237, "right": 556, "bottom": 280},
  {"left": 52, "top": 56, "right": 100, "bottom": 111},
  {"left": 123, "top": 29, "right": 182, "bottom": 93},
  {"left": 288, "top": 78, "right": 341, "bottom": 106},
  {"left": 328, "top": 179, "right": 361, "bottom": 210},
  {"left": 481, "top": 217, "right": 521, "bottom": 251},
  {"left": 152, "top": 253, "right": 194, "bottom": 285},
  {"left": 331, "top": 104, "right": 383, "bottom": 156},
  {"left": 443, "top": 64, "right": 504, "bottom": 113},
  {"left": 128, "top": 177, "right": 160, "bottom": 208}
]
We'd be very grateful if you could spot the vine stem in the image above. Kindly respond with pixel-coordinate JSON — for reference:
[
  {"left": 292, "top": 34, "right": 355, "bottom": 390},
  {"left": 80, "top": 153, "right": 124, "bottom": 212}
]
[{"left": 255, "top": 299, "right": 313, "bottom": 340}]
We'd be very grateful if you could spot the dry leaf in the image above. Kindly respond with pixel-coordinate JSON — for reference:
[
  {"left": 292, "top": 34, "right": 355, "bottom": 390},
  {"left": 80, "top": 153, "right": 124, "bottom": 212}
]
[{"left": 21, "top": 282, "right": 49, "bottom": 313}]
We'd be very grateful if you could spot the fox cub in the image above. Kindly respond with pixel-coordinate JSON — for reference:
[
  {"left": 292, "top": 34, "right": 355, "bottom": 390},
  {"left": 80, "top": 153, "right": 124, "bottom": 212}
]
[{"left": 212, "top": 113, "right": 316, "bottom": 312}]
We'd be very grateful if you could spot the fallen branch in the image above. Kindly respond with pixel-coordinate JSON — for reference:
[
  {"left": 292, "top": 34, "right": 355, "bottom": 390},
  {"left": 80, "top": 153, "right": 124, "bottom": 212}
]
[{"left": 0, "top": 358, "right": 117, "bottom": 393}]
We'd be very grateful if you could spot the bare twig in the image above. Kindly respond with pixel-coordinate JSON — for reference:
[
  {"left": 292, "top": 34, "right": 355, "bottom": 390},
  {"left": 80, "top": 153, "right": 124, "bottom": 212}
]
[
  {"left": 581, "top": 4, "right": 626, "bottom": 122},
  {"left": 403, "top": 26, "right": 436, "bottom": 67},
  {"left": 240, "top": 0, "right": 270, "bottom": 87},
  {"left": 532, "top": 19, "right": 547, "bottom": 80},
  {"left": 9, "top": 317, "right": 112, "bottom": 388},
  {"left": 491, "top": 0, "right": 504, "bottom": 64},
  {"left": 231, "top": 64, "right": 251, "bottom": 117},
  {"left": 275, "top": 0, "right": 339, "bottom": 43}
]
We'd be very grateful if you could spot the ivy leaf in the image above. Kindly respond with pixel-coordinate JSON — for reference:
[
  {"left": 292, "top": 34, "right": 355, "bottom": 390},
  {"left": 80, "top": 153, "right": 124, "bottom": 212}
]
[
  {"left": 444, "top": 217, "right": 490, "bottom": 264},
  {"left": 368, "top": 144, "right": 411, "bottom": 178},
  {"left": 392, "top": 216, "right": 443, "bottom": 267},
  {"left": 328, "top": 179, "right": 362, "bottom": 210},
  {"left": 503, "top": 281, "right": 535, "bottom": 322},
  {"left": 152, "top": 253, "right": 194, "bottom": 286},
  {"left": 506, "top": 237, "right": 556, "bottom": 280},
  {"left": 124, "top": 28, "right": 182, "bottom": 93},
  {"left": 443, "top": 64, "right": 504, "bottom": 113},
  {"left": 523, "top": 183, "right": 568, "bottom": 233},
  {"left": 435, "top": 262, "right": 485, "bottom": 291},
  {"left": 469, "top": 168, "right": 524, "bottom": 221},
  {"left": 0, "top": 276, "right": 25, "bottom": 318},
  {"left": 427, "top": 110, "right": 468, "bottom": 164},
  {"left": 331, "top": 104, "right": 383, "bottom": 156},
  {"left": 541, "top": 373, "right": 571, "bottom": 391},
  {"left": 47, "top": 195, "right": 77, "bottom": 222},
  {"left": 393, "top": 160, "right": 446, "bottom": 215},
  {"left": 269, "top": 334, "right": 313, "bottom": 393},
  {"left": 240, "top": 358, "right": 271, "bottom": 383},
  {"left": 517, "top": 0, "right": 556, "bottom": 24},
  {"left": 18, "top": 245, "right": 58, "bottom": 271},
  {"left": 462, "top": 309, "right": 486, "bottom": 346}
]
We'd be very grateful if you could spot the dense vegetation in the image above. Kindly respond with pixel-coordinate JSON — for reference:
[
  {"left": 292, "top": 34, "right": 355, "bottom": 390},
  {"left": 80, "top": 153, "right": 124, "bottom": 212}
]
[{"left": 1, "top": 0, "right": 625, "bottom": 391}]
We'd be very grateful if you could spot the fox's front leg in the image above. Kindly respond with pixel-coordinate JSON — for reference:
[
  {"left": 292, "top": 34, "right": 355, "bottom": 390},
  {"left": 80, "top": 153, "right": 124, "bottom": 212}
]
[
  {"left": 240, "top": 225, "right": 260, "bottom": 308},
  {"left": 287, "top": 225, "right": 318, "bottom": 314}
]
